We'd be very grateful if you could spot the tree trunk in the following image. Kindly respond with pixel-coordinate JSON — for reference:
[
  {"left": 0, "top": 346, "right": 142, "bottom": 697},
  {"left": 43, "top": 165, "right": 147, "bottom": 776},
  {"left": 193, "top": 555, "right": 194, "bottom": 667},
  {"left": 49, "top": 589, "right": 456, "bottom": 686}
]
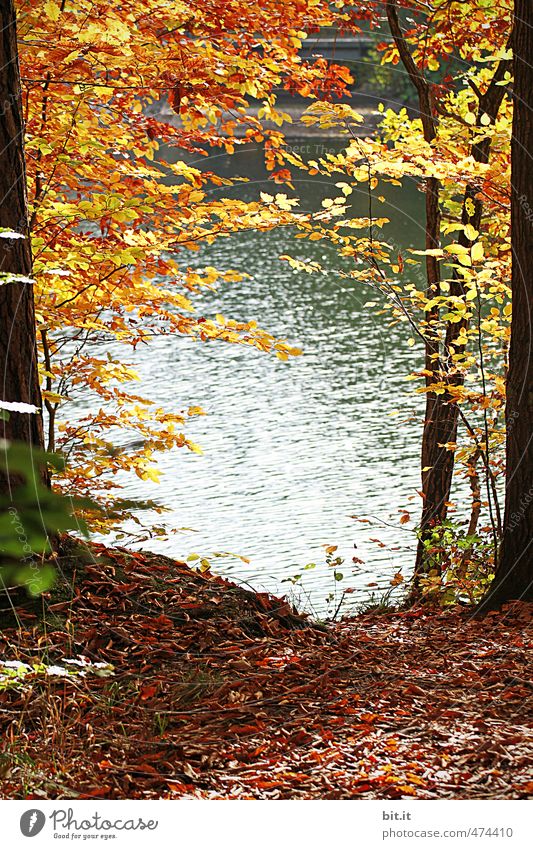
[
  {"left": 482, "top": 0, "right": 533, "bottom": 606},
  {"left": 415, "top": 69, "right": 510, "bottom": 576},
  {"left": 384, "top": 1, "right": 444, "bottom": 582},
  {"left": 385, "top": 0, "right": 511, "bottom": 586},
  {"left": 0, "top": 0, "right": 46, "bottom": 485}
]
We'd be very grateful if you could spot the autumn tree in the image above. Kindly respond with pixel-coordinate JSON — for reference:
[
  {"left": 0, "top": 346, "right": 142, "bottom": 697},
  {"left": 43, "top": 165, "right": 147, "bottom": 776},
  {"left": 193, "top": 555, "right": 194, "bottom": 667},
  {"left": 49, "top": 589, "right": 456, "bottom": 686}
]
[
  {"left": 15, "top": 0, "right": 358, "bottom": 533},
  {"left": 384, "top": 0, "right": 442, "bottom": 577},
  {"left": 274, "top": 0, "right": 514, "bottom": 603},
  {"left": 483, "top": 0, "right": 533, "bottom": 605},
  {"left": 382, "top": 0, "right": 511, "bottom": 588},
  {"left": 0, "top": 0, "right": 46, "bottom": 489}
]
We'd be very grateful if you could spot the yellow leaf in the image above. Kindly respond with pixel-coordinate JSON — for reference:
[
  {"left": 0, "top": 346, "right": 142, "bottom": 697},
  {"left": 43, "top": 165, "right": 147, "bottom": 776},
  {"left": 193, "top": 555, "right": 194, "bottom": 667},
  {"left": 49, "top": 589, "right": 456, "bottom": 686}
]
[
  {"left": 471, "top": 241, "right": 484, "bottom": 262},
  {"left": 464, "top": 224, "right": 479, "bottom": 241},
  {"left": 444, "top": 243, "right": 469, "bottom": 255},
  {"left": 142, "top": 467, "right": 161, "bottom": 483},
  {"left": 44, "top": 0, "right": 61, "bottom": 20},
  {"left": 465, "top": 198, "right": 475, "bottom": 217},
  {"left": 41, "top": 390, "right": 68, "bottom": 404},
  {"left": 410, "top": 248, "right": 444, "bottom": 257},
  {"left": 187, "top": 440, "right": 204, "bottom": 455}
]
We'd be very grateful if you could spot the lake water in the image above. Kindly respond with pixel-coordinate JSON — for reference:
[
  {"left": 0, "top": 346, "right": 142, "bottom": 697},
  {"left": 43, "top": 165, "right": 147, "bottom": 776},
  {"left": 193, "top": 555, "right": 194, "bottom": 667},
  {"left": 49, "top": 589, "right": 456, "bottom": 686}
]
[{"left": 78, "top": 139, "right": 428, "bottom": 615}]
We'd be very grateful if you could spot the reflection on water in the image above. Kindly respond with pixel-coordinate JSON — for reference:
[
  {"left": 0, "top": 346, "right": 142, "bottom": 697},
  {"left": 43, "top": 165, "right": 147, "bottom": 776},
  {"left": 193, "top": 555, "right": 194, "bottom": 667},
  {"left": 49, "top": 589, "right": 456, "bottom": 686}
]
[{"left": 75, "top": 140, "right": 428, "bottom": 613}]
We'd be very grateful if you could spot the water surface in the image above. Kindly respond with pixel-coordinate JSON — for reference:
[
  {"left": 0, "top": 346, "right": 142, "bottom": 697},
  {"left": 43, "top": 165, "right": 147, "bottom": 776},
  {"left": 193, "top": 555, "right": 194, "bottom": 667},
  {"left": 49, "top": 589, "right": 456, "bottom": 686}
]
[{"left": 77, "top": 140, "right": 428, "bottom": 613}]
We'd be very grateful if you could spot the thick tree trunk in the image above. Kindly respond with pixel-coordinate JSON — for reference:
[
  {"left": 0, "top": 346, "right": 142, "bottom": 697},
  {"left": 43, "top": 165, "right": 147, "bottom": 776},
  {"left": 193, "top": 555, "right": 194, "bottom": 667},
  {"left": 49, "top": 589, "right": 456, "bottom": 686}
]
[
  {"left": 482, "top": 0, "right": 533, "bottom": 606},
  {"left": 0, "top": 0, "right": 46, "bottom": 483}
]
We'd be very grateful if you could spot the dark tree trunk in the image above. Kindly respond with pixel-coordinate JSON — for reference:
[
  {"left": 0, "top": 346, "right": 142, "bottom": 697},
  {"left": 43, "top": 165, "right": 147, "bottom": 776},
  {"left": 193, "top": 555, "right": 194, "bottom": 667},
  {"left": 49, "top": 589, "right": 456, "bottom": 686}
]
[
  {"left": 482, "top": 0, "right": 533, "bottom": 606},
  {"left": 0, "top": 0, "right": 46, "bottom": 484}
]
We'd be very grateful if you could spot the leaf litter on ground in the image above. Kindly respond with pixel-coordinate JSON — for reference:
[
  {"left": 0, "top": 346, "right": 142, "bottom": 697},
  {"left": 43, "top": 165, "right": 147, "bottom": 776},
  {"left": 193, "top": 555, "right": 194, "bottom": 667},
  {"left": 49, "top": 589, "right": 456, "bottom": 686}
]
[{"left": 0, "top": 536, "right": 531, "bottom": 799}]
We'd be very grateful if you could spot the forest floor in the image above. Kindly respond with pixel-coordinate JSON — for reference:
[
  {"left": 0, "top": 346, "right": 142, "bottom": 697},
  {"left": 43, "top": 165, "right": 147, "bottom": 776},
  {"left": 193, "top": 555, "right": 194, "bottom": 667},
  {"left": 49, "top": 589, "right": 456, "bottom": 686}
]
[
  {"left": 0, "top": 537, "right": 532, "bottom": 800},
  {"left": 153, "top": 95, "right": 383, "bottom": 137}
]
